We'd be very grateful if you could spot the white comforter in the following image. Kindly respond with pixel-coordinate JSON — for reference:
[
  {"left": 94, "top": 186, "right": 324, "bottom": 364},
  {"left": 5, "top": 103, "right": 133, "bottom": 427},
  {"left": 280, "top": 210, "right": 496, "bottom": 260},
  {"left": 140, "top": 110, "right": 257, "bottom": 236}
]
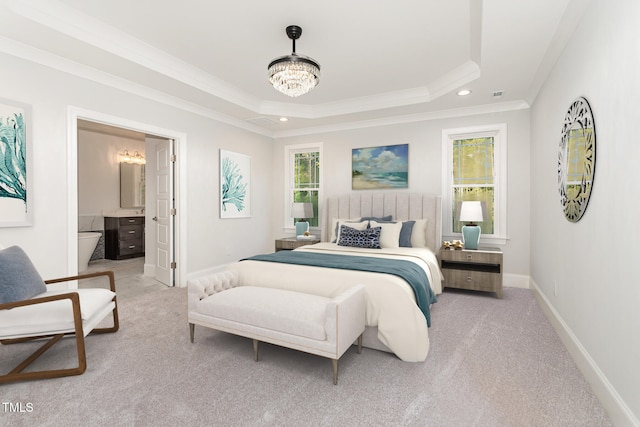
[{"left": 227, "top": 243, "right": 443, "bottom": 362}]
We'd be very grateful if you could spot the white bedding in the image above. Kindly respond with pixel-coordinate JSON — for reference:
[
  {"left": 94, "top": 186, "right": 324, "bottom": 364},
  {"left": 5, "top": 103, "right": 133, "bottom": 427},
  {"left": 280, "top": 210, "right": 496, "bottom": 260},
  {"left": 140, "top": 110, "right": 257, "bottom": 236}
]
[{"left": 227, "top": 242, "right": 443, "bottom": 362}]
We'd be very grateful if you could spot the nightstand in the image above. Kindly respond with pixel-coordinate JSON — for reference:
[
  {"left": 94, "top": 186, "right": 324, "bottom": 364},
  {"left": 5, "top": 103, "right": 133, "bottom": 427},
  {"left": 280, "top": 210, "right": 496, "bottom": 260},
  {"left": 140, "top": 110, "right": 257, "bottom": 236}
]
[
  {"left": 275, "top": 237, "right": 320, "bottom": 251},
  {"left": 439, "top": 247, "right": 503, "bottom": 298}
]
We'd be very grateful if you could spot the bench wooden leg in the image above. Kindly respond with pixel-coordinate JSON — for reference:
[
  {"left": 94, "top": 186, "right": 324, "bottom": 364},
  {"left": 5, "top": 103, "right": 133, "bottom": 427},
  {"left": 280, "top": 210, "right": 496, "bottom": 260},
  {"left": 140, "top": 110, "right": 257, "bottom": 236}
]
[
  {"left": 253, "top": 339, "right": 259, "bottom": 362},
  {"left": 189, "top": 323, "right": 195, "bottom": 343},
  {"left": 332, "top": 359, "right": 338, "bottom": 385}
]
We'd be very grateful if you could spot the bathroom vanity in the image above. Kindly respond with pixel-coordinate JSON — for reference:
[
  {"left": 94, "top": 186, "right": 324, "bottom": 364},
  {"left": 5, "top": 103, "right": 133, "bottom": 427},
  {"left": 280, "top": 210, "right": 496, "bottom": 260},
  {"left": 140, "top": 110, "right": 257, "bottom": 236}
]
[{"left": 104, "top": 215, "right": 145, "bottom": 260}]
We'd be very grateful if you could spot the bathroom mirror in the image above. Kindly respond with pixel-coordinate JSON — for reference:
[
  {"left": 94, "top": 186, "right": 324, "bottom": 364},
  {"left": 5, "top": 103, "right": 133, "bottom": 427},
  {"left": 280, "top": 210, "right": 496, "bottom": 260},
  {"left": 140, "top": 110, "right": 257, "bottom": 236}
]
[
  {"left": 120, "top": 163, "right": 145, "bottom": 208},
  {"left": 558, "top": 97, "right": 596, "bottom": 222}
]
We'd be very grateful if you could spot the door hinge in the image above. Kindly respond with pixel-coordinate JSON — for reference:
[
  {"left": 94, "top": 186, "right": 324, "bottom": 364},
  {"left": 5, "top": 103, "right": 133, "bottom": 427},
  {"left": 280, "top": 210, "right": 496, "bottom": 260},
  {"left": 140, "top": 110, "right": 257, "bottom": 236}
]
[
  {"left": 171, "top": 154, "right": 177, "bottom": 163},
  {"left": 170, "top": 261, "right": 177, "bottom": 269},
  {"left": 170, "top": 208, "right": 177, "bottom": 216}
]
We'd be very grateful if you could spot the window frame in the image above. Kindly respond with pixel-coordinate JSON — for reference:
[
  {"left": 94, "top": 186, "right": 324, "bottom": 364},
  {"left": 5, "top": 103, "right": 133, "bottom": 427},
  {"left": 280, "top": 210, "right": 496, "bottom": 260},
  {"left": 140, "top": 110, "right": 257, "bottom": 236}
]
[
  {"left": 442, "top": 124, "right": 507, "bottom": 245},
  {"left": 283, "top": 142, "right": 323, "bottom": 233}
]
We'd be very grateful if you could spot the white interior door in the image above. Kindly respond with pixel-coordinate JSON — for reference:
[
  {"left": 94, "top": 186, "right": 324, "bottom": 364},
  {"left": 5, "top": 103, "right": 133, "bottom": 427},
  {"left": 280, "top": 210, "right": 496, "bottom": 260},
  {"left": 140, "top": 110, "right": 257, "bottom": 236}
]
[{"left": 154, "top": 139, "right": 175, "bottom": 286}]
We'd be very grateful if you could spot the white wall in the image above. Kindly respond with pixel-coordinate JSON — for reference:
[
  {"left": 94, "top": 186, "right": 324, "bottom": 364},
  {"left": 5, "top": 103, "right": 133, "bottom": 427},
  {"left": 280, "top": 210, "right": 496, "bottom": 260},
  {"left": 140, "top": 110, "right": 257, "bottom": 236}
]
[
  {"left": 0, "top": 53, "right": 273, "bottom": 281},
  {"left": 77, "top": 128, "right": 146, "bottom": 230},
  {"left": 530, "top": 0, "right": 640, "bottom": 423},
  {"left": 273, "top": 109, "right": 531, "bottom": 279}
]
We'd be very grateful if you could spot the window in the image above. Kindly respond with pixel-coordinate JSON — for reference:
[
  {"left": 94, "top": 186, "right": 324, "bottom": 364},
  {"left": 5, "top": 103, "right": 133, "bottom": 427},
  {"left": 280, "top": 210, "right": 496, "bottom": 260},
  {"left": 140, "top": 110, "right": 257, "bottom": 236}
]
[
  {"left": 442, "top": 124, "right": 507, "bottom": 243},
  {"left": 284, "top": 143, "right": 322, "bottom": 229}
]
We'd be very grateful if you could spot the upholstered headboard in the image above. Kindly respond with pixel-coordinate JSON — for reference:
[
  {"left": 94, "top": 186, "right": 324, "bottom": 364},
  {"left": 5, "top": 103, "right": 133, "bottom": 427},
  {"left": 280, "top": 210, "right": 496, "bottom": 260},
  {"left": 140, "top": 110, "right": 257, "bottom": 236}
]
[{"left": 323, "top": 193, "right": 442, "bottom": 253}]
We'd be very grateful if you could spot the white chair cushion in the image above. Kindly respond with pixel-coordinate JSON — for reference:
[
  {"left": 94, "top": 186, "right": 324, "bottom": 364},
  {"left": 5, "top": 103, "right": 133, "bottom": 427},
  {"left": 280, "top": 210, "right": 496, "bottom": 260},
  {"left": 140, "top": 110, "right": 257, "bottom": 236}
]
[
  {"left": 0, "top": 288, "right": 116, "bottom": 338},
  {"left": 197, "top": 286, "right": 330, "bottom": 341}
]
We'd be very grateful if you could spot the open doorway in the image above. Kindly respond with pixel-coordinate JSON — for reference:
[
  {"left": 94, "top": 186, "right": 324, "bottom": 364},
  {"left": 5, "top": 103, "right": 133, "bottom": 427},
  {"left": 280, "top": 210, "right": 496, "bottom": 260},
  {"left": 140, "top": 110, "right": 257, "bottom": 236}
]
[{"left": 68, "top": 108, "right": 186, "bottom": 288}]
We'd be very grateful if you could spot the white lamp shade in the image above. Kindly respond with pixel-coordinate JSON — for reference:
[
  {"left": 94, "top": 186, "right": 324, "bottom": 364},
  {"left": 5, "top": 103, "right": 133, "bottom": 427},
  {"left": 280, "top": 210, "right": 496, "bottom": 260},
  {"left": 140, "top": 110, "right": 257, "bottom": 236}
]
[
  {"left": 459, "top": 201, "right": 484, "bottom": 223},
  {"left": 291, "top": 202, "right": 314, "bottom": 219}
]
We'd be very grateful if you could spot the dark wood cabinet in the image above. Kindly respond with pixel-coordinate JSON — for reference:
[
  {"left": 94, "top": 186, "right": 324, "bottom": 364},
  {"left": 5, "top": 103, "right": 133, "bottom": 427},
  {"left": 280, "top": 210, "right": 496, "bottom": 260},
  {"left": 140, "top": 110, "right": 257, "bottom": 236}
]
[{"left": 104, "top": 216, "right": 145, "bottom": 260}]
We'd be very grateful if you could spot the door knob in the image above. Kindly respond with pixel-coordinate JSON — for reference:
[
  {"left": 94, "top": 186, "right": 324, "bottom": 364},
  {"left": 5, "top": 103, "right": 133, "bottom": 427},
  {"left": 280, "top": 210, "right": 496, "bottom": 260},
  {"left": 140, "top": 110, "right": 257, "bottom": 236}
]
[{"left": 152, "top": 216, "right": 158, "bottom": 221}]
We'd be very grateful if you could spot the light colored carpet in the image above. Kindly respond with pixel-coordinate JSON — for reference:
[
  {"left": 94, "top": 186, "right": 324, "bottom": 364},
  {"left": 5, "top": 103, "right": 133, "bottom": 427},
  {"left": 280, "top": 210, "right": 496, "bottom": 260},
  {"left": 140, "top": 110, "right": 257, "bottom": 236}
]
[{"left": 1, "top": 287, "right": 611, "bottom": 426}]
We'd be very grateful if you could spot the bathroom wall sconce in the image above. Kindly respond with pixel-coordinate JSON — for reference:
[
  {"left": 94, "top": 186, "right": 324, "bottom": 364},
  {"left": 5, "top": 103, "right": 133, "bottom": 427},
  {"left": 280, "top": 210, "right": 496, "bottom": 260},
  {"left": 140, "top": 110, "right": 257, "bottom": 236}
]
[{"left": 119, "top": 149, "right": 146, "bottom": 164}]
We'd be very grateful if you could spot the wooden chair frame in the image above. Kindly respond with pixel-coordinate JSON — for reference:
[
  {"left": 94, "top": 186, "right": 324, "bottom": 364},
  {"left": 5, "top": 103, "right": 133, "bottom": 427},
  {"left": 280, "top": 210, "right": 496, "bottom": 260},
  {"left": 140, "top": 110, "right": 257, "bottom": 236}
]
[{"left": 0, "top": 270, "right": 119, "bottom": 384}]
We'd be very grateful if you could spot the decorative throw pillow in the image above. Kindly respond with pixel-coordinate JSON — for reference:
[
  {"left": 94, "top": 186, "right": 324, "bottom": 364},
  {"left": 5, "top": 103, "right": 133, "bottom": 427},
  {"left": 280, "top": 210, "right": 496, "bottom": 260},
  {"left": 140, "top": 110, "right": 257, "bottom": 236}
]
[
  {"left": 369, "top": 221, "right": 403, "bottom": 248},
  {"left": 360, "top": 215, "right": 393, "bottom": 222},
  {"left": 337, "top": 225, "right": 382, "bottom": 249},
  {"left": 410, "top": 219, "right": 428, "bottom": 247},
  {"left": 399, "top": 221, "right": 416, "bottom": 247},
  {"left": 329, "top": 217, "right": 362, "bottom": 243},
  {"left": 331, "top": 219, "right": 368, "bottom": 243},
  {"left": 0, "top": 246, "right": 47, "bottom": 304}
]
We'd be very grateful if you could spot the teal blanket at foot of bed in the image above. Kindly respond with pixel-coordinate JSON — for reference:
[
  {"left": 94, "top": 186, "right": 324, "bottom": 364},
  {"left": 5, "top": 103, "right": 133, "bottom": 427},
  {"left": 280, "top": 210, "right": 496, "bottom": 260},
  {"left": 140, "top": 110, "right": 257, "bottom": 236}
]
[{"left": 242, "top": 251, "right": 437, "bottom": 326}]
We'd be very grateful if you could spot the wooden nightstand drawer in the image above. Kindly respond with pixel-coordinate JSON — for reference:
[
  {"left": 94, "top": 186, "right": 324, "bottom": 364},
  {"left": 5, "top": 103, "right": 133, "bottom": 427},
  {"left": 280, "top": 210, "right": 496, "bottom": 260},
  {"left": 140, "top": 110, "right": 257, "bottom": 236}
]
[
  {"left": 439, "top": 247, "right": 503, "bottom": 298},
  {"left": 275, "top": 237, "right": 320, "bottom": 251},
  {"left": 440, "top": 249, "right": 502, "bottom": 265},
  {"left": 442, "top": 269, "right": 501, "bottom": 293}
]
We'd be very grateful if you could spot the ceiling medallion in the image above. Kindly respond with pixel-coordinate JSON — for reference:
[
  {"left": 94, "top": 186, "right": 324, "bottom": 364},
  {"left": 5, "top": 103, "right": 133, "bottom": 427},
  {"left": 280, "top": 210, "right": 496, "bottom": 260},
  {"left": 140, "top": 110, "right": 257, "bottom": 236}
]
[{"left": 268, "top": 25, "right": 320, "bottom": 97}]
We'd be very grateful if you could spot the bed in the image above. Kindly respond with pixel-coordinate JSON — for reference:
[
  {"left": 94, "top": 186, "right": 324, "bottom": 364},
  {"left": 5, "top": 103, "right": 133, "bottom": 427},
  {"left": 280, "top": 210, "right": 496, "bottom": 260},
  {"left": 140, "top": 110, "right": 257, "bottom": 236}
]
[{"left": 228, "top": 193, "right": 443, "bottom": 362}]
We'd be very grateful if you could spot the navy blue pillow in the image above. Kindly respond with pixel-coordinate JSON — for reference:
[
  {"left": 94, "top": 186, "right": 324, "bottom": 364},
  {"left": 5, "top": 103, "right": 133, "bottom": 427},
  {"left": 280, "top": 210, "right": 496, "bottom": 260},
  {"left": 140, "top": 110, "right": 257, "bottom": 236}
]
[
  {"left": 0, "top": 246, "right": 47, "bottom": 304},
  {"left": 399, "top": 221, "right": 416, "bottom": 247},
  {"left": 360, "top": 215, "right": 392, "bottom": 222},
  {"left": 337, "top": 225, "right": 382, "bottom": 249}
]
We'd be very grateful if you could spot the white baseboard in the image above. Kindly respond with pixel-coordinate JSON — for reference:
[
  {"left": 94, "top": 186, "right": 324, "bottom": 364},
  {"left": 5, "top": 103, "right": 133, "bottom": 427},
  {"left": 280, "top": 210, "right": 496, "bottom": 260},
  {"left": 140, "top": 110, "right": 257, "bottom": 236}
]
[
  {"left": 530, "top": 279, "right": 639, "bottom": 427},
  {"left": 504, "top": 273, "right": 529, "bottom": 289}
]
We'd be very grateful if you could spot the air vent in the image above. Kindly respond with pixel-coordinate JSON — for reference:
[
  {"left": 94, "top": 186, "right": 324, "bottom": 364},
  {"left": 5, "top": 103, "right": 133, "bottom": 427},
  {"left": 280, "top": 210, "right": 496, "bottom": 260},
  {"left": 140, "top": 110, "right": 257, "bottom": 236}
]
[
  {"left": 246, "top": 116, "right": 280, "bottom": 127},
  {"left": 492, "top": 90, "right": 504, "bottom": 98}
]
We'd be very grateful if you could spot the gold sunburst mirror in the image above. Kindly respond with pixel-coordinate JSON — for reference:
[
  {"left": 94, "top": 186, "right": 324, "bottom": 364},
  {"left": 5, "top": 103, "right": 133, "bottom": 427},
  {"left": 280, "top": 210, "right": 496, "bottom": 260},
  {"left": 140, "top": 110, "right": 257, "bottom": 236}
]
[{"left": 558, "top": 97, "right": 596, "bottom": 222}]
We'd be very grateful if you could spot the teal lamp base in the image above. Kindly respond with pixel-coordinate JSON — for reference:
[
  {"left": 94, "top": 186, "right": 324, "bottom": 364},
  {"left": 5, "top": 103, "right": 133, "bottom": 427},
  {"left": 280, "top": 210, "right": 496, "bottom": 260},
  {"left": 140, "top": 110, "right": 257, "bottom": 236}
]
[
  {"left": 295, "top": 221, "right": 309, "bottom": 236},
  {"left": 462, "top": 225, "right": 481, "bottom": 250}
]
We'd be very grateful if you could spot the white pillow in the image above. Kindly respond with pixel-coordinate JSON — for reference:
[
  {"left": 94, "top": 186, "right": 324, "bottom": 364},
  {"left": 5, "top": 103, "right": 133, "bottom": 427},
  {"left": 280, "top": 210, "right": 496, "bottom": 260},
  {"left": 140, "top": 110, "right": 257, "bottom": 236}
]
[
  {"left": 369, "top": 221, "right": 403, "bottom": 248},
  {"left": 410, "top": 219, "right": 428, "bottom": 248},
  {"left": 330, "top": 218, "right": 367, "bottom": 243}
]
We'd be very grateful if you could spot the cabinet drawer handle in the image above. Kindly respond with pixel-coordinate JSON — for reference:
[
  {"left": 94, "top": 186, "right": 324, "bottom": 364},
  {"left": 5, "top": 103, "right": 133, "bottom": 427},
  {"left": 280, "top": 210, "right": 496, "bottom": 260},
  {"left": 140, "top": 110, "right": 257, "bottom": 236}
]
[
  {"left": 128, "top": 245, "right": 136, "bottom": 249},
  {"left": 128, "top": 230, "right": 136, "bottom": 234},
  {"left": 466, "top": 276, "right": 473, "bottom": 282},
  {"left": 466, "top": 254, "right": 473, "bottom": 260},
  {"left": 128, "top": 219, "right": 136, "bottom": 223}
]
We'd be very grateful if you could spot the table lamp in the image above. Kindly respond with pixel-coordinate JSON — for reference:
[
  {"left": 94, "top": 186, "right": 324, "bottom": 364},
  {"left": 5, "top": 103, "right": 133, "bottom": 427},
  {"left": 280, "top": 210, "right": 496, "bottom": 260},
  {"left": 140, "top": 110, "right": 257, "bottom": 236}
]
[
  {"left": 292, "top": 202, "right": 314, "bottom": 236},
  {"left": 459, "top": 201, "right": 483, "bottom": 250}
]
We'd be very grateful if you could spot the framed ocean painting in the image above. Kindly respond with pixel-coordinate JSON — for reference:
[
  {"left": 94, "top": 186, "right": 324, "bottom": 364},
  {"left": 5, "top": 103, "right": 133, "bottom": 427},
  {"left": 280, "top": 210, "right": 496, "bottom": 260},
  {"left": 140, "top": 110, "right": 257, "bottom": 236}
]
[
  {"left": 220, "top": 149, "right": 251, "bottom": 218},
  {"left": 352, "top": 143, "right": 409, "bottom": 190},
  {"left": 0, "top": 99, "right": 32, "bottom": 227}
]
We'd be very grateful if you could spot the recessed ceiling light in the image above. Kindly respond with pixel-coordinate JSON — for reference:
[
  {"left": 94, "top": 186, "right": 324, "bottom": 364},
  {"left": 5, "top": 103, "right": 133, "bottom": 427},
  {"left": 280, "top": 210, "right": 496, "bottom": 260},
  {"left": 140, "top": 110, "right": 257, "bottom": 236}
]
[
  {"left": 457, "top": 89, "right": 472, "bottom": 96},
  {"left": 279, "top": 117, "right": 288, "bottom": 122}
]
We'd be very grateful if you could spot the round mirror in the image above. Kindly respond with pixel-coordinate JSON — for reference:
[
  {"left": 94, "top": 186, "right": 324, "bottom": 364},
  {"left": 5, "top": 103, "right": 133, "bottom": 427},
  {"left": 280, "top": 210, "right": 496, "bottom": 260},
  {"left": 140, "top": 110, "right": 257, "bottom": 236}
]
[{"left": 558, "top": 97, "right": 596, "bottom": 222}]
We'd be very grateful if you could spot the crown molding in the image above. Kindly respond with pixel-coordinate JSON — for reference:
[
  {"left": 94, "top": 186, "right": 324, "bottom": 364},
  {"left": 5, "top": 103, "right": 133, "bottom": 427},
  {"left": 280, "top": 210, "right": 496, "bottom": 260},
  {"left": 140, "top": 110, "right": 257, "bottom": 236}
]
[
  {"left": 272, "top": 100, "right": 530, "bottom": 139},
  {"left": 4, "top": 0, "right": 262, "bottom": 112},
  {"left": 6, "top": 0, "right": 486, "bottom": 122},
  {"left": 0, "top": 35, "right": 272, "bottom": 137}
]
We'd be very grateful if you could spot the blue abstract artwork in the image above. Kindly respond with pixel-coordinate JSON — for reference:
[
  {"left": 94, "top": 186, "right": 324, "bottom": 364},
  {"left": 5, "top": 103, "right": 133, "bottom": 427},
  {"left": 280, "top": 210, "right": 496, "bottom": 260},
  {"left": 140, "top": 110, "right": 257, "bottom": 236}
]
[
  {"left": 0, "top": 101, "right": 30, "bottom": 226},
  {"left": 352, "top": 144, "right": 409, "bottom": 190},
  {"left": 220, "top": 149, "right": 251, "bottom": 218}
]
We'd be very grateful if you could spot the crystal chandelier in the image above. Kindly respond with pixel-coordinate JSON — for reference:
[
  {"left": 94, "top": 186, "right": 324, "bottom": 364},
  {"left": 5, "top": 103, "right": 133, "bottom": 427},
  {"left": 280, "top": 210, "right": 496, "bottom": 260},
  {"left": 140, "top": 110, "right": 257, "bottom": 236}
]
[{"left": 268, "top": 25, "right": 320, "bottom": 97}]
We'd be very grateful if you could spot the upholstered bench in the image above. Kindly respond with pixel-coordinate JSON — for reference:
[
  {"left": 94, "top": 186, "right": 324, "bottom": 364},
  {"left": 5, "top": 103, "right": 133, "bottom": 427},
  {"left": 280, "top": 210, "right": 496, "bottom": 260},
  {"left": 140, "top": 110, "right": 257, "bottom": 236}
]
[{"left": 188, "top": 270, "right": 365, "bottom": 384}]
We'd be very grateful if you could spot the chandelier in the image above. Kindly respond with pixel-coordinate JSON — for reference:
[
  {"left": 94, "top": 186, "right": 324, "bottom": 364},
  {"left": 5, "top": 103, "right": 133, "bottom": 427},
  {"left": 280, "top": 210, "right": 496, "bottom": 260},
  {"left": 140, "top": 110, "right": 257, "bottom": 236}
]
[{"left": 268, "top": 25, "right": 320, "bottom": 97}]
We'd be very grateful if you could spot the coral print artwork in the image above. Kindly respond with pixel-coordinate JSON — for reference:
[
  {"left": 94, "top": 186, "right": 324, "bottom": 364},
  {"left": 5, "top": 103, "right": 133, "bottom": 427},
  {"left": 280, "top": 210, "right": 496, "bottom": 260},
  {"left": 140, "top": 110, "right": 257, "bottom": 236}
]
[
  {"left": 220, "top": 149, "right": 251, "bottom": 218},
  {"left": 0, "top": 100, "right": 31, "bottom": 227}
]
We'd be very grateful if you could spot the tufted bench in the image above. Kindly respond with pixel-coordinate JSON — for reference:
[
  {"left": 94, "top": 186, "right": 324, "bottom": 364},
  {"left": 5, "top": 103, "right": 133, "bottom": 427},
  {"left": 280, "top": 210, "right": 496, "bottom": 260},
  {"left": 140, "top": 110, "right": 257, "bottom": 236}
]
[{"left": 188, "top": 270, "right": 365, "bottom": 384}]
